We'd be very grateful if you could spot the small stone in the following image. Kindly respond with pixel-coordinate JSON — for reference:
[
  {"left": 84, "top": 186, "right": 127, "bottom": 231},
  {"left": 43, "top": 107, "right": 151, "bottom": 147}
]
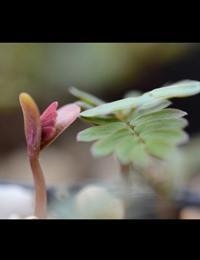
[
  {"left": 8, "top": 214, "right": 21, "bottom": 219},
  {"left": 74, "top": 185, "right": 125, "bottom": 219},
  {"left": 180, "top": 207, "right": 200, "bottom": 219},
  {"left": 25, "top": 216, "right": 38, "bottom": 219}
]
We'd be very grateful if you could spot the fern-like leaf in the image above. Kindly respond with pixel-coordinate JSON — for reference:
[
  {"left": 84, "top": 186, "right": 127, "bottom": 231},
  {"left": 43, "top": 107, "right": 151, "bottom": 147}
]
[{"left": 70, "top": 80, "right": 200, "bottom": 167}]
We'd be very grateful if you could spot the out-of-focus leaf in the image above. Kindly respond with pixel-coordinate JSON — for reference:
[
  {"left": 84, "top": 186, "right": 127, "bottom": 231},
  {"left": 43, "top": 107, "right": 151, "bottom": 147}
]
[
  {"left": 146, "top": 140, "right": 174, "bottom": 158},
  {"left": 81, "top": 97, "right": 139, "bottom": 117},
  {"left": 80, "top": 80, "right": 200, "bottom": 118},
  {"left": 127, "top": 143, "right": 149, "bottom": 166},
  {"left": 81, "top": 116, "right": 118, "bottom": 125},
  {"left": 75, "top": 80, "right": 200, "bottom": 166},
  {"left": 115, "top": 136, "right": 149, "bottom": 166},
  {"left": 135, "top": 118, "right": 188, "bottom": 134},
  {"left": 132, "top": 99, "right": 171, "bottom": 120},
  {"left": 124, "top": 90, "right": 142, "bottom": 98},
  {"left": 69, "top": 86, "right": 104, "bottom": 107},
  {"left": 77, "top": 122, "right": 126, "bottom": 142},
  {"left": 91, "top": 128, "right": 130, "bottom": 157},
  {"left": 141, "top": 129, "right": 188, "bottom": 145},
  {"left": 145, "top": 80, "right": 200, "bottom": 99},
  {"left": 132, "top": 108, "right": 187, "bottom": 125},
  {"left": 80, "top": 95, "right": 157, "bottom": 117},
  {"left": 115, "top": 136, "right": 138, "bottom": 164},
  {"left": 75, "top": 101, "right": 93, "bottom": 111}
]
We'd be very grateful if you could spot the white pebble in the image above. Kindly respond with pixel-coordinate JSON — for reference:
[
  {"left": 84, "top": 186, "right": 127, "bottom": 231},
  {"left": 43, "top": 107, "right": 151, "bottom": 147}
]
[
  {"left": 74, "top": 185, "right": 125, "bottom": 219},
  {"left": 0, "top": 185, "right": 34, "bottom": 219}
]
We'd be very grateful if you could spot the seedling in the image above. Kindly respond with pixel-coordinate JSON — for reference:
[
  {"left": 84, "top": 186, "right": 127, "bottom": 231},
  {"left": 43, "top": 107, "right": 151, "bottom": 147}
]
[
  {"left": 19, "top": 93, "right": 80, "bottom": 218},
  {"left": 70, "top": 80, "right": 200, "bottom": 199},
  {"left": 18, "top": 80, "right": 200, "bottom": 219}
]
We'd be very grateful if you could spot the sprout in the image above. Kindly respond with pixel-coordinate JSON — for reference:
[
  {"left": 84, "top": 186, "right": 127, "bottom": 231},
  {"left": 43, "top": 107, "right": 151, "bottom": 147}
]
[{"left": 19, "top": 93, "right": 80, "bottom": 218}]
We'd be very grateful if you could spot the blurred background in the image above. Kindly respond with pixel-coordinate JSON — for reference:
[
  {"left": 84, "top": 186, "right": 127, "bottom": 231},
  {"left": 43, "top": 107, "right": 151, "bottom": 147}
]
[{"left": 1, "top": 43, "right": 200, "bottom": 218}]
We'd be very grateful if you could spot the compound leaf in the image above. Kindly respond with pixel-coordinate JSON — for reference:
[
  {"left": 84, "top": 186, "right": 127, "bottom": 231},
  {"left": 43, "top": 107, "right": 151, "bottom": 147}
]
[{"left": 71, "top": 80, "right": 200, "bottom": 166}]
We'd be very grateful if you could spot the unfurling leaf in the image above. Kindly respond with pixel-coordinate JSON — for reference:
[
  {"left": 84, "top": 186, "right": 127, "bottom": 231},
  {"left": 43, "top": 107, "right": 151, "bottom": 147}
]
[{"left": 19, "top": 92, "right": 81, "bottom": 153}]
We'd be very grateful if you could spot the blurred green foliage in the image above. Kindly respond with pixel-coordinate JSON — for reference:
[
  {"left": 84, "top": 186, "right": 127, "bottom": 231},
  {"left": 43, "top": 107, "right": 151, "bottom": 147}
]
[{"left": 0, "top": 43, "right": 193, "bottom": 109}]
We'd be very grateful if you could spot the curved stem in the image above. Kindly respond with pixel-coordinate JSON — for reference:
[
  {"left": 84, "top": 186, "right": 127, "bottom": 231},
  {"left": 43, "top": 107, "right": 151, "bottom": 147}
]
[
  {"left": 119, "top": 163, "right": 132, "bottom": 183},
  {"left": 29, "top": 156, "right": 47, "bottom": 218},
  {"left": 118, "top": 162, "right": 134, "bottom": 214},
  {"left": 119, "top": 161, "right": 168, "bottom": 199}
]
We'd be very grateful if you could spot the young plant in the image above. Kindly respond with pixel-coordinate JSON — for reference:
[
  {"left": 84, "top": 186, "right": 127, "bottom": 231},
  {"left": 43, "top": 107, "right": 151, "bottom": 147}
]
[
  {"left": 19, "top": 93, "right": 80, "bottom": 218},
  {"left": 70, "top": 80, "right": 200, "bottom": 197}
]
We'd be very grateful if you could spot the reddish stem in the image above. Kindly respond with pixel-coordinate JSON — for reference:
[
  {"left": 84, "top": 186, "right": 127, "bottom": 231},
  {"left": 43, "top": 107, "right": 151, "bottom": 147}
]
[{"left": 29, "top": 156, "right": 47, "bottom": 218}]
